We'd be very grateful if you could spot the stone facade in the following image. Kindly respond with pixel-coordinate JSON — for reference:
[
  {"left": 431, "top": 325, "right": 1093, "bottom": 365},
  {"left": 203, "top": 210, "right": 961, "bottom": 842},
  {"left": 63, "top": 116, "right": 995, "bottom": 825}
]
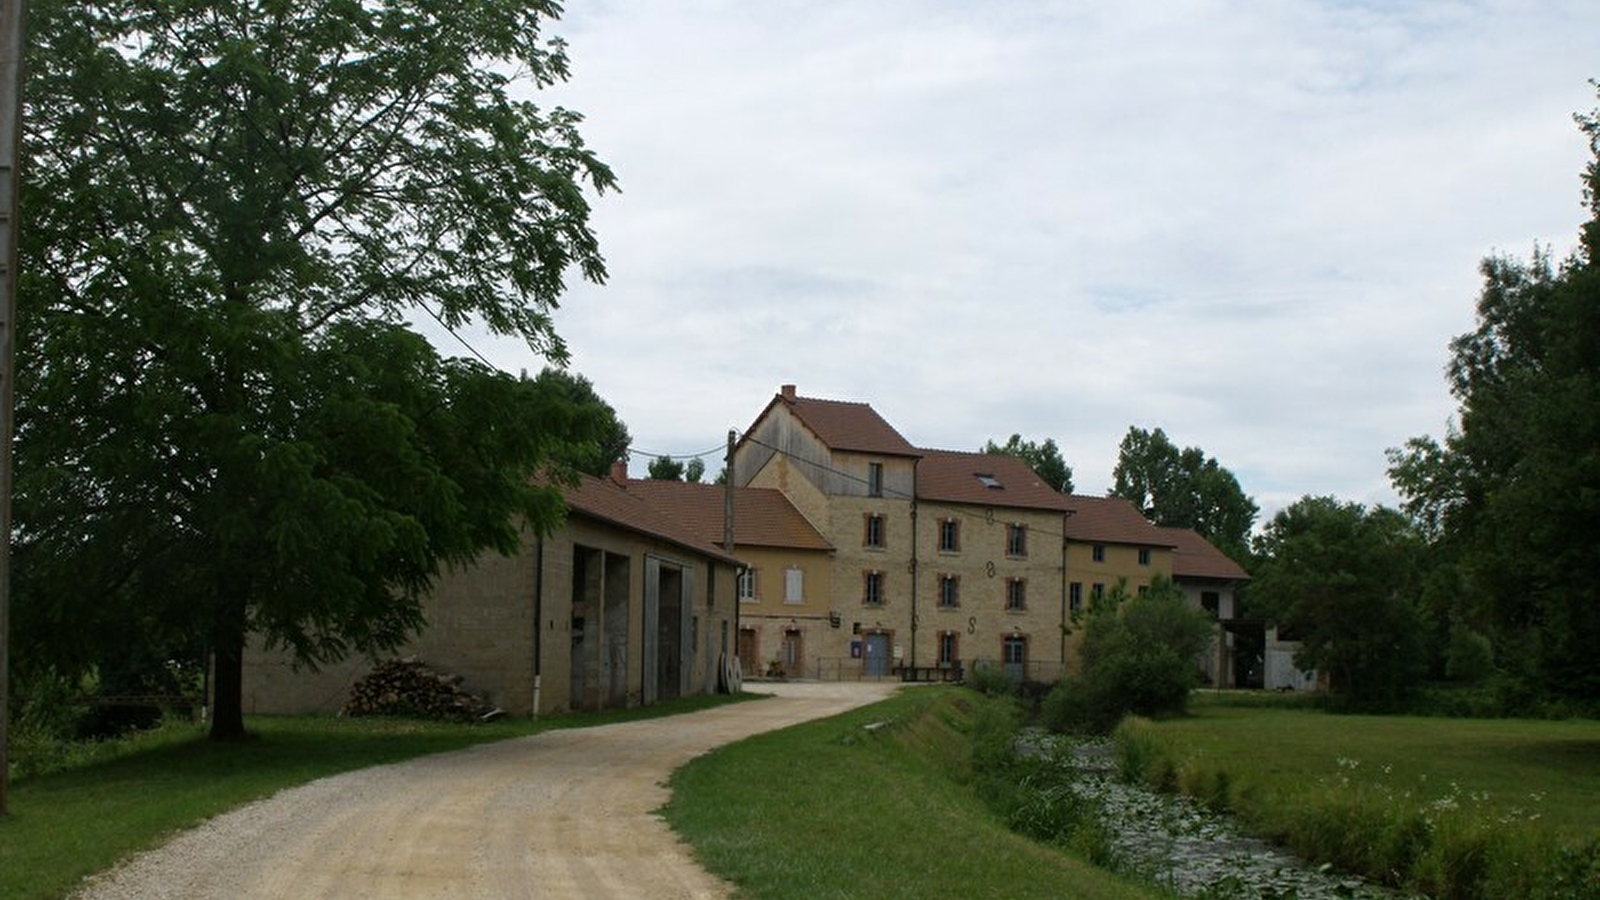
[{"left": 244, "top": 474, "right": 741, "bottom": 717}]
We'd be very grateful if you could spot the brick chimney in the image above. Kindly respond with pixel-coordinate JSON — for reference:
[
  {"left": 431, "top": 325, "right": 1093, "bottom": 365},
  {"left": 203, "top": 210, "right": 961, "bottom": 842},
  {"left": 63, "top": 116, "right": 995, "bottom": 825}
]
[
  {"left": 609, "top": 459, "right": 629, "bottom": 487},
  {"left": 780, "top": 383, "right": 797, "bottom": 402}
]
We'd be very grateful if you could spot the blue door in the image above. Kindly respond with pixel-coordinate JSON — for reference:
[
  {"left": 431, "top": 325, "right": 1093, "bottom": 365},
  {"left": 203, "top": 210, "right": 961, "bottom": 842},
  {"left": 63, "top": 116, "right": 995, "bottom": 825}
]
[{"left": 864, "top": 633, "right": 890, "bottom": 677}]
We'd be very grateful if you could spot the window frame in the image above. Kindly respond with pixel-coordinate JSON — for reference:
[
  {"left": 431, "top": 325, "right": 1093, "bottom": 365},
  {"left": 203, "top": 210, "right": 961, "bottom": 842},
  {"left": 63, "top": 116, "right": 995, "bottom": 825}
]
[
  {"left": 1005, "top": 577, "right": 1027, "bottom": 611},
  {"left": 1006, "top": 523, "right": 1028, "bottom": 558},
  {"left": 1002, "top": 634, "right": 1027, "bottom": 665},
  {"left": 863, "top": 512, "right": 886, "bottom": 549},
  {"left": 737, "top": 568, "right": 758, "bottom": 603},
  {"left": 938, "top": 517, "right": 960, "bottom": 553},
  {"left": 936, "top": 573, "right": 960, "bottom": 608},
  {"left": 783, "top": 567, "right": 805, "bottom": 604},
  {"left": 862, "top": 570, "right": 885, "bottom": 606}
]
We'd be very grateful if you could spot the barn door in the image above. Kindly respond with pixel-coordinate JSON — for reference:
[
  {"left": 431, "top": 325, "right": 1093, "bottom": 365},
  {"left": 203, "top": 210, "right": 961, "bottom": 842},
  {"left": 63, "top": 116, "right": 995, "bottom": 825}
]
[
  {"left": 642, "top": 556, "right": 660, "bottom": 705},
  {"left": 680, "top": 567, "right": 696, "bottom": 699}
]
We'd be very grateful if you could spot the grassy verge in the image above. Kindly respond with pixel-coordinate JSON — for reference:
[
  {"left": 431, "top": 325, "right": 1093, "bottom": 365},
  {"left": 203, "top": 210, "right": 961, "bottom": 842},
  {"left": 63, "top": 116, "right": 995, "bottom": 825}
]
[
  {"left": 0, "top": 693, "right": 753, "bottom": 900},
  {"left": 1114, "top": 699, "right": 1600, "bottom": 900},
  {"left": 661, "top": 686, "right": 1162, "bottom": 900}
]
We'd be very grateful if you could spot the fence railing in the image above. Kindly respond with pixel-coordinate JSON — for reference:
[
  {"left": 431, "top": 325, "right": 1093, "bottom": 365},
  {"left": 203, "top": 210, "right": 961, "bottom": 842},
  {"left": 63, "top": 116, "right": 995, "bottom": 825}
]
[{"left": 756, "top": 657, "right": 1065, "bottom": 685}]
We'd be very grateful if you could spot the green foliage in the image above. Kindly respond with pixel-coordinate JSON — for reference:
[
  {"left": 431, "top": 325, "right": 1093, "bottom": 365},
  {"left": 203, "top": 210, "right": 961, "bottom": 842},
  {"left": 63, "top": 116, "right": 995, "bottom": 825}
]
[
  {"left": 646, "top": 455, "right": 686, "bottom": 480},
  {"left": 531, "top": 367, "right": 632, "bottom": 477},
  {"left": 6, "top": 671, "right": 95, "bottom": 780},
  {"left": 1387, "top": 88, "right": 1600, "bottom": 702},
  {"left": 18, "top": 0, "right": 615, "bottom": 740},
  {"left": 1251, "top": 497, "right": 1428, "bottom": 708},
  {"left": 684, "top": 457, "right": 707, "bottom": 483},
  {"left": 1042, "top": 577, "right": 1213, "bottom": 733},
  {"left": 1109, "top": 426, "right": 1257, "bottom": 565},
  {"left": 663, "top": 688, "right": 1162, "bottom": 900},
  {"left": 966, "top": 660, "right": 1016, "bottom": 698},
  {"left": 1445, "top": 624, "right": 1496, "bottom": 684},
  {"left": 981, "top": 433, "right": 1074, "bottom": 493}
]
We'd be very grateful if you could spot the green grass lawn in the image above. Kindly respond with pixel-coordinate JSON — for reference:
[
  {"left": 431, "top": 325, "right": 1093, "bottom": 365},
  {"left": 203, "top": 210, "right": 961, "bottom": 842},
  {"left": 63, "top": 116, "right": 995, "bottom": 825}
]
[
  {"left": 661, "top": 686, "right": 1162, "bottom": 900},
  {"left": 0, "top": 694, "right": 750, "bottom": 900},
  {"left": 1117, "top": 696, "right": 1600, "bottom": 900}
]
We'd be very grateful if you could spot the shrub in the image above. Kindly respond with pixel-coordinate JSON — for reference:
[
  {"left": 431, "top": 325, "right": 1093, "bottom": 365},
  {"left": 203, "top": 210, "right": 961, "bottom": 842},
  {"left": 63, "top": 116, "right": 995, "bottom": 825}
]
[
  {"left": 1444, "top": 624, "right": 1495, "bottom": 683},
  {"left": 7, "top": 669, "right": 95, "bottom": 779},
  {"left": 966, "top": 660, "right": 1014, "bottom": 698},
  {"left": 1045, "top": 577, "right": 1213, "bottom": 733}
]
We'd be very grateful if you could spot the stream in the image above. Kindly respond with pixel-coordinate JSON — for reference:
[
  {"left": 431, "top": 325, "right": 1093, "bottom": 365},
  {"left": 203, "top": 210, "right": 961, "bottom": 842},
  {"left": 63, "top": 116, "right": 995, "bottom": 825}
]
[{"left": 1020, "top": 731, "right": 1420, "bottom": 900}]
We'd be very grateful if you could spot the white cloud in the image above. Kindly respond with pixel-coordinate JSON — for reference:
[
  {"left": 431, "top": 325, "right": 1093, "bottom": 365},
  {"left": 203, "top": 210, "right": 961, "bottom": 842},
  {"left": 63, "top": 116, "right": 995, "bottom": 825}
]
[{"left": 460, "top": 0, "right": 1600, "bottom": 524}]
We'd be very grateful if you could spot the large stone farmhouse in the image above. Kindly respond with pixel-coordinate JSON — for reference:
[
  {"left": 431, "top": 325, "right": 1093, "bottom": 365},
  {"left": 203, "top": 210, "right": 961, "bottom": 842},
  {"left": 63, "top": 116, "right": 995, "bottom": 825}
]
[
  {"left": 246, "top": 382, "right": 1297, "bottom": 718},
  {"left": 728, "top": 384, "right": 1246, "bottom": 683}
]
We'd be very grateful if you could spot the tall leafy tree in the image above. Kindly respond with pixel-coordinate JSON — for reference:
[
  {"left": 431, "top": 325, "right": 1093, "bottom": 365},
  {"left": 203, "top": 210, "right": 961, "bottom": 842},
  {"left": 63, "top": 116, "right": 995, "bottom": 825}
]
[
  {"left": 646, "top": 455, "right": 687, "bottom": 481},
  {"left": 683, "top": 457, "right": 707, "bottom": 484},
  {"left": 531, "top": 368, "right": 631, "bottom": 477},
  {"left": 1251, "top": 497, "right": 1427, "bottom": 708},
  {"left": 981, "top": 434, "right": 1074, "bottom": 493},
  {"left": 1042, "top": 575, "right": 1213, "bottom": 733},
  {"left": 1387, "top": 91, "right": 1600, "bottom": 700},
  {"left": 16, "top": 0, "right": 616, "bottom": 740},
  {"left": 1110, "top": 426, "right": 1257, "bottom": 565}
]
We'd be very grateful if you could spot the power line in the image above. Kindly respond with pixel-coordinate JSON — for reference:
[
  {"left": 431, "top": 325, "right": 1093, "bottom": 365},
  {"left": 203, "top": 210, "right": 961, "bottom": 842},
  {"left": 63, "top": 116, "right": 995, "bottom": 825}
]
[
  {"left": 627, "top": 443, "right": 727, "bottom": 462},
  {"left": 418, "top": 304, "right": 499, "bottom": 371}
]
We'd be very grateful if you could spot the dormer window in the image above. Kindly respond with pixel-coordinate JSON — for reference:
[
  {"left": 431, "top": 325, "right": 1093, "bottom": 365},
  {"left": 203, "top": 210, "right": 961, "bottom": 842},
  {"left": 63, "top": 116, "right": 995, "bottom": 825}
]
[{"left": 976, "top": 473, "right": 1002, "bottom": 489}]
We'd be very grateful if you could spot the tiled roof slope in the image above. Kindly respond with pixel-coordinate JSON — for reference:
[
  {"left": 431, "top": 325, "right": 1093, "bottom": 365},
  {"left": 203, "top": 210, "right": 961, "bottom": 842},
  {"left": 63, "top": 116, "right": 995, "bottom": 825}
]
[
  {"left": 1060, "top": 495, "right": 1176, "bottom": 548},
  {"left": 915, "top": 449, "right": 1074, "bottom": 512},
  {"left": 780, "top": 391, "right": 920, "bottom": 457},
  {"left": 561, "top": 474, "right": 742, "bottom": 566},
  {"left": 1159, "top": 527, "right": 1251, "bottom": 581},
  {"left": 622, "top": 480, "right": 833, "bottom": 551}
]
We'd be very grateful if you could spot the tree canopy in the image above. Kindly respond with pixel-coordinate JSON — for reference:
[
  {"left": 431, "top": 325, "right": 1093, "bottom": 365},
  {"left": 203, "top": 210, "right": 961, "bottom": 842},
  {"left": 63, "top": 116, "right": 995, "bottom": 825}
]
[
  {"left": 981, "top": 434, "right": 1073, "bottom": 494},
  {"left": 16, "top": 0, "right": 616, "bottom": 739},
  {"left": 1109, "top": 426, "right": 1257, "bottom": 564},
  {"left": 531, "top": 368, "right": 631, "bottom": 477},
  {"left": 1251, "top": 497, "right": 1427, "bottom": 708},
  {"left": 1386, "top": 90, "right": 1600, "bottom": 701},
  {"left": 1042, "top": 575, "right": 1213, "bottom": 733},
  {"left": 645, "top": 455, "right": 705, "bottom": 483}
]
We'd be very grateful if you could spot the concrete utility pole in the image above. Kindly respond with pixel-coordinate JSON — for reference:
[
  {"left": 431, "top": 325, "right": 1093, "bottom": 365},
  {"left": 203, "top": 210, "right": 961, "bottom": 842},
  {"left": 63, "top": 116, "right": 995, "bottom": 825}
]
[{"left": 0, "top": 0, "right": 27, "bottom": 819}]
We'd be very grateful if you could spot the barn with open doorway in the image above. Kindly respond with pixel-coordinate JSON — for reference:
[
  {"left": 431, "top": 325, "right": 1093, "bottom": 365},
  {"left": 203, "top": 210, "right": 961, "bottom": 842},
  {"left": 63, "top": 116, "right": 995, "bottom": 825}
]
[{"left": 242, "top": 471, "right": 742, "bottom": 717}]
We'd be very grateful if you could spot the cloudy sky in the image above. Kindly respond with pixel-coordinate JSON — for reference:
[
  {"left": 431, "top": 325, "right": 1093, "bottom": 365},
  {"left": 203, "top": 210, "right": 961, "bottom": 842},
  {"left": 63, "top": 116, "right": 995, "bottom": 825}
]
[{"left": 455, "top": 0, "right": 1598, "bottom": 523}]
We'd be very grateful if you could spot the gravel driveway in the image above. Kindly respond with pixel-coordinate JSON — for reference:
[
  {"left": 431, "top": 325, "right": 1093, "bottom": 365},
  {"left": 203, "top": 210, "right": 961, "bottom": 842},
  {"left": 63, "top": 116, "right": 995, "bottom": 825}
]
[{"left": 73, "top": 681, "right": 901, "bottom": 900}]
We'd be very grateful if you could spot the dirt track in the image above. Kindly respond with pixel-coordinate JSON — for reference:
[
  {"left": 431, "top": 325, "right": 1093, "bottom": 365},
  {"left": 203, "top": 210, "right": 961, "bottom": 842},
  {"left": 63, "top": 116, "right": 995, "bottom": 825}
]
[{"left": 73, "top": 681, "right": 901, "bottom": 900}]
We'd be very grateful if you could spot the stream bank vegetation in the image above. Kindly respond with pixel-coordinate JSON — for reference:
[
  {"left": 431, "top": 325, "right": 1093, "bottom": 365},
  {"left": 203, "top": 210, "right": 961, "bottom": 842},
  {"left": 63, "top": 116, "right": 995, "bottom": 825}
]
[
  {"left": 662, "top": 686, "right": 1163, "bottom": 900},
  {"left": 1113, "top": 702, "right": 1598, "bottom": 900}
]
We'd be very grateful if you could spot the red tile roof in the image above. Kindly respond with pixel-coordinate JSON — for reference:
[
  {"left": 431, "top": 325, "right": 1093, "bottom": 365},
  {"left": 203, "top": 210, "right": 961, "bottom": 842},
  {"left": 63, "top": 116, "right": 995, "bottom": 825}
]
[
  {"left": 914, "top": 449, "right": 1074, "bottom": 512},
  {"left": 1159, "top": 527, "right": 1251, "bottom": 581},
  {"left": 621, "top": 480, "right": 833, "bottom": 551},
  {"left": 560, "top": 474, "right": 743, "bottom": 566},
  {"left": 774, "top": 391, "right": 920, "bottom": 457},
  {"left": 1060, "top": 495, "right": 1176, "bottom": 548}
]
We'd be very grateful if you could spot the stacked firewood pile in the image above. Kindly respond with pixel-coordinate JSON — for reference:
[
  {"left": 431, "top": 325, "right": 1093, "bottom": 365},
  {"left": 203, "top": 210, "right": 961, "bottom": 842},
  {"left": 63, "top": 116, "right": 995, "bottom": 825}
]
[{"left": 342, "top": 657, "right": 498, "bottom": 722}]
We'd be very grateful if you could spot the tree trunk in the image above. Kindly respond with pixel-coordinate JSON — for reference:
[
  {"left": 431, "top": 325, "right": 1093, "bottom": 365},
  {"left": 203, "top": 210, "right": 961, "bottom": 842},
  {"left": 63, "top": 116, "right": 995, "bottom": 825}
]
[{"left": 209, "top": 598, "right": 249, "bottom": 741}]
